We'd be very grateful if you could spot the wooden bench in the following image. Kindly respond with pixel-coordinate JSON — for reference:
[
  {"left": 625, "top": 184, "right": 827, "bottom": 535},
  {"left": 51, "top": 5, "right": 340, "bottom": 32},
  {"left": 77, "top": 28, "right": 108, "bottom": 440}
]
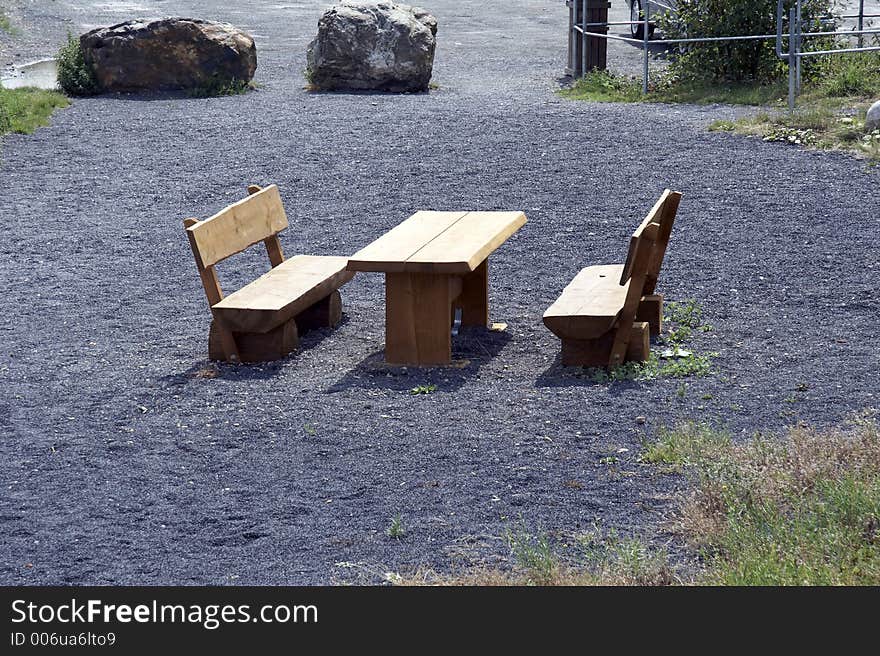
[
  {"left": 183, "top": 184, "right": 355, "bottom": 363},
  {"left": 543, "top": 189, "right": 682, "bottom": 368}
]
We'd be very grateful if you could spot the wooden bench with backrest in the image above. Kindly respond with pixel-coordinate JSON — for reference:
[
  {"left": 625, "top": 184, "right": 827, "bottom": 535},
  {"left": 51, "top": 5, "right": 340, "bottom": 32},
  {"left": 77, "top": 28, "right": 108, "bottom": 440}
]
[
  {"left": 183, "top": 184, "right": 355, "bottom": 363},
  {"left": 543, "top": 189, "right": 682, "bottom": 368}
]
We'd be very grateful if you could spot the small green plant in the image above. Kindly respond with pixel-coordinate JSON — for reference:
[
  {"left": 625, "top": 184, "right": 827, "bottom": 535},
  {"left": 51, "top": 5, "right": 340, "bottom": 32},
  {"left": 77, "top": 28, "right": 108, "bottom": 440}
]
[
  {"left": 304, "top": 423, "right": 317, "bottom": 436},
  {"left": 0, "top": 10, "right": 16, "bottom": 35},
  {"left": 409, "top": 384, "right": 437, "bottom": 395},
  {"left": 188, "top": 76, "right": 252, "bottom": 98},
  {"left": 386, "top": 514, "right": 405, "bottom": 539},
  {"left": 641, "top": 422, "right": 731, "bottom": 467},
  {"left": 505, "top": 526, "right": 558, "bottom": 585},
  {"left": 56, "top": 32, "right": 101, "bottom": 96}
]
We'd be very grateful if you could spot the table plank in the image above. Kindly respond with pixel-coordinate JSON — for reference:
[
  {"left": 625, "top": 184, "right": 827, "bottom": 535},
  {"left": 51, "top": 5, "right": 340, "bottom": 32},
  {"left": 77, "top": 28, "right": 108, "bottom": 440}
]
[
  {"left": 347, "top": 211, "right": 467, "bottom": 272},
  {"left": 406, "top": 211, "right": 527, "bottom": 274}
]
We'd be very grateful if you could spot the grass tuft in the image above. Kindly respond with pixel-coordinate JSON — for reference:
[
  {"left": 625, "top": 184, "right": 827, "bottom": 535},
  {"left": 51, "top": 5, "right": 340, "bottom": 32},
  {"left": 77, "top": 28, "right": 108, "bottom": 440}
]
[{"left": 0, "top": 87, "right": 70, "bottom": 137}]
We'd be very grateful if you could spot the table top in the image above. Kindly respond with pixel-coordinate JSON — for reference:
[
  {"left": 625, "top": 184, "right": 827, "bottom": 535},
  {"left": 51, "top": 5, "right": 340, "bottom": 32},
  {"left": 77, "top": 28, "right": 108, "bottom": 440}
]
[{"left": 347, "top": 210, "right": 527, "bottom": 275}]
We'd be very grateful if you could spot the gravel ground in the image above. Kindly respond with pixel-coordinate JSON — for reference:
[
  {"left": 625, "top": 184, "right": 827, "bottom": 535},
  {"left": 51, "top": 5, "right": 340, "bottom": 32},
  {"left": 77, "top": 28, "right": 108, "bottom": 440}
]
[{"left": 1, "top": 1, "right": 878, "bottom": 585}]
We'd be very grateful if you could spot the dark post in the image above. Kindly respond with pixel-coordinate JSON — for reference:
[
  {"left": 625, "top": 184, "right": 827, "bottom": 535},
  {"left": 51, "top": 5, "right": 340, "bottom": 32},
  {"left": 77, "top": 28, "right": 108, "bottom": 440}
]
[
  {"left": 585, "top": 0, "right": 611, "bottom": 73},
  {"left": 567, "top": 0, "right": 610, "bottom": 77}
]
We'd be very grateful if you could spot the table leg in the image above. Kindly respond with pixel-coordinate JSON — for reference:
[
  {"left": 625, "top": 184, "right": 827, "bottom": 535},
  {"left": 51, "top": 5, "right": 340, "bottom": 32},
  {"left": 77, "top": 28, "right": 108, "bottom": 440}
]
[
  {"left": 454, "top": 258, "right": 489, "bottom": 327},
  {"left": 386, "top": 272, "right": 461, "bottom": 365}
]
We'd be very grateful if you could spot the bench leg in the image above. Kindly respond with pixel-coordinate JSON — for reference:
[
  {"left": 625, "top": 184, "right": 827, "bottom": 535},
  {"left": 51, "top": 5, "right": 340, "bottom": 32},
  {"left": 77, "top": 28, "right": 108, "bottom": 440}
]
[
  {"left": 454, "top": 259, "right": 489, "bottom": 328},
  {"left": 637, "top": 294, "right": 663, "bottom": 336},
  {"left": 386, "top": 272, "right": 458, "bottom": 366},
  {"left": 209, "top": 318, "right": 299, "bottom": 363},
  {"left": 296, "top": 290, "right": 343, "bottom": 332},
  {"left": 560, "top": 322, "right": 650, "bottom": 367}
]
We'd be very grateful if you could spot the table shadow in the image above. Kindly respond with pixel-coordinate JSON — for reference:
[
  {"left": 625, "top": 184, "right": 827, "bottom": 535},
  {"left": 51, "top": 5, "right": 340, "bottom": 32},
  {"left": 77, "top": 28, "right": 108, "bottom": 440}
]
[{"left": 328, "top": 326, "right": 512, "bottom": 393}]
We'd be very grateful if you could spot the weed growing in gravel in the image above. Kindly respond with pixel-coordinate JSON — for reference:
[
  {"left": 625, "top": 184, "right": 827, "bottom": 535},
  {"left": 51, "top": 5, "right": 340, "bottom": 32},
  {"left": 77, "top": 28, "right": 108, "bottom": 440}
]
[
  {"left": 188, "top": 76, "right": 253, "bottom": 98},
  {"left": 641, "top": 422, "right": 732, "bottom": 468},
  {"left": 386, "top": 514, "right": 406, "bottom": 539},
  {"left": 0, "top": 87, "right": 69, "bottom": 137},
  {"left": 0, "top": 10, "right": 18, "bottom": 35},
  {"left": 505, "top": 525, "right": 557, "bottom": 584},
  {"left": 56, "top": 33, "right": 101, "bottom": 96},
  {"left": 586, "top": 299, "right": 717, "bottom": 383},
  {"left": 409, "top": 384, "right": 437, "bottom": 395}
]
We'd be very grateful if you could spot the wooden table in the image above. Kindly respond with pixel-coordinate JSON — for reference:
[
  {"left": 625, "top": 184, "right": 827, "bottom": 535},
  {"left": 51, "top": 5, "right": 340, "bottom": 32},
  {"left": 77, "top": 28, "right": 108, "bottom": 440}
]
[{"left": 347, "top": 210, "right": 527, "bottom": 366}]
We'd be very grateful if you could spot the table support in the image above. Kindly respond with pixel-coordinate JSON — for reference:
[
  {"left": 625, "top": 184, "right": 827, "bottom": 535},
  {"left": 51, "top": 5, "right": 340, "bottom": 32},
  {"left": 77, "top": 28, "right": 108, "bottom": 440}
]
[
  {"left": 385, "top": 272, "right": 463, "bottom": 365},
  {"left": 453, "top": 258, "right": 489, "bottom": 328}
]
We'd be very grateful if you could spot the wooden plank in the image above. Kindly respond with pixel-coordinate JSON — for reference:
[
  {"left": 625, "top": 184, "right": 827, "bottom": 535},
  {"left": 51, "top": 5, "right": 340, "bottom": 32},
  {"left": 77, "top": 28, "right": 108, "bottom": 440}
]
[
  {"left": 405, "top": 211, "right": 527, "bottom": 274},
  {"left": 560, "top": 322, "right": 649, "bottom": 367},
  {"left": 187, "top": 184, "right": 288, "bottom": 268},
  {"left": 454, "top": 258, "right": 489, "bottom": 327},
  {"left": 543, "top": 264, "right": 628, "bottom": 340},
  {"left": 609, "top": 224, "right": 659, "bottom": 367},
  {"left": 264, "top": 236, "right": 285, "bottom": 268},
  {"left": 347, "top": 211, "right": 466, "bottom": 273},
  {"left": 620, "top": 190, "right": 669, "bottom": 285},
  {"left": 644, "top": 190, "right": 682, "bottom": 295},
  {"left": 385, "top": 272, "right": 456, "bottom": 365},
  {"left": 212, "top": 255, "right": 355, "bottom": 333}
]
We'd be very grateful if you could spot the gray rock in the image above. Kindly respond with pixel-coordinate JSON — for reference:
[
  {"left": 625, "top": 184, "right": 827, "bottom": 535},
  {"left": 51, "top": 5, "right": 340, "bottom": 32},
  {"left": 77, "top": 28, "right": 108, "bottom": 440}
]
[
  {"left": 866, "top": 100, "right": 880, "bottom": 132},
  {"left": 306, "top": 2, "right": 437, "bottom": 92},
  {"left": 80, "top": 17, "right": 257, "bottom": 92}
]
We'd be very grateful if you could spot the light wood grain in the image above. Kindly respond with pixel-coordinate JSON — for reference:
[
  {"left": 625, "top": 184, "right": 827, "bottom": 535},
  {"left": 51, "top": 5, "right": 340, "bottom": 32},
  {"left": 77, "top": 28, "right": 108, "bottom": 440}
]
[
  {"left": 406, "top": 211, "right": 527, "bottom": 274},
  {"left": 543, "top": 264, "right": 629, "bottom": 340},
  {"left": 187, "top": 184, "right": 288, "bottom": 268},
  {"left": 213, "top": 255, "right": 354, "bottom": 333},
  {"left": 347, "top": 211, "right": 466, "bottom": 273}
]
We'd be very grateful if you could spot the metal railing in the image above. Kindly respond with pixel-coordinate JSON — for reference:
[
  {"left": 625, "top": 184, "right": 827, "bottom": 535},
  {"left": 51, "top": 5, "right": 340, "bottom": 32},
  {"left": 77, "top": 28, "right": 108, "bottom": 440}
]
[{"left": 567, "top": 0, "right": 880, "bottom": 110}]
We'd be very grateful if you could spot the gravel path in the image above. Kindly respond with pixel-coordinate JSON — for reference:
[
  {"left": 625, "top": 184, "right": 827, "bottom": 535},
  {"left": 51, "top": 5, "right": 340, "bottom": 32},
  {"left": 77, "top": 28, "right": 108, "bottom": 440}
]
[{"left": 1, "top": 1, "right": 878, "bottom": 585}]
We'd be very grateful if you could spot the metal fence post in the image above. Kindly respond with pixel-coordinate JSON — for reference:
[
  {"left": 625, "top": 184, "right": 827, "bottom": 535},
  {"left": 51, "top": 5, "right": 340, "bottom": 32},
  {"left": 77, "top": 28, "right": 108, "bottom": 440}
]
[
  {"left": 642, "top": 1, "right": 650, "bottom": 93},
  {"left": 859, "top": 0, "right": 865, "bottom": 48},
  {"left": 796, "top": 0, "right": 803, "bottom": 94},
  {"left": 788, "top": 6, "right": 797, "bottom": 111}
]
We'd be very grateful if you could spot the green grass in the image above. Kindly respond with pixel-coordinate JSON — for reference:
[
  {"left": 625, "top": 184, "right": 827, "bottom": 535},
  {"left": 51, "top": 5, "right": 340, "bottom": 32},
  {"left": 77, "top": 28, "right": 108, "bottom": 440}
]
[
  {"left": 641, "top": 422, "right": 732, "bottom": 467},
  {"left": 0, "top": 87, "right": 70, "bottom": 136},
  {"left": 409, "top": 384, "right": 437, "bottom": 395},
  {"left": 559, "top": 69, "right": 786, "bottom": 106},
  {"left": 586, "top": 299, "right": 718, "bottom": 383},
  {"left": 397, "top": 414, "right": 880, "bottom": 586},
  {"left": 0, "top": 9, "right": 18, "bottom": 35}
]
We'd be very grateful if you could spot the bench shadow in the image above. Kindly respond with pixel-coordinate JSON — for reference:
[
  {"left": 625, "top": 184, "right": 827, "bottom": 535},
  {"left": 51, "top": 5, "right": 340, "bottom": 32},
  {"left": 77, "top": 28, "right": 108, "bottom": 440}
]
[
  {"left": 158, "top": 318, "right": 351, "bottom": 386},
  {"left": 328, "top": 327, "right": 512, "bottom": 393},
  {"left": 533, "top": 352, "right": 643, "bottom": 392}
]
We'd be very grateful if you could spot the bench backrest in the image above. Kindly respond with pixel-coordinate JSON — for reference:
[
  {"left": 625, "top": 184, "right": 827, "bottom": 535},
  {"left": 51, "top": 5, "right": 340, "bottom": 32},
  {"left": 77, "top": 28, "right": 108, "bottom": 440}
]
[
  {"left": 619, "top": 189, "right": 682, "bottom": 289},
  {"left": 184, "top": 184, "right": 287, "bottom": 307}
]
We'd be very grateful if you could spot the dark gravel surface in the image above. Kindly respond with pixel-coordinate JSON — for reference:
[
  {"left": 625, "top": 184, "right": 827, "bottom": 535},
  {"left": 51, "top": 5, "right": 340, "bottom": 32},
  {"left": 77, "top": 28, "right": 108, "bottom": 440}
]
[{"left": 1, "top": 1, "right": 878, "bottom": 585}]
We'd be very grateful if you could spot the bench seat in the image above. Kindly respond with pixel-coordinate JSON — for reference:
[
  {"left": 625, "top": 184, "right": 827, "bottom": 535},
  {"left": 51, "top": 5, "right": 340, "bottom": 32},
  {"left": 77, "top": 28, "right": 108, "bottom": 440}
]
[
  {"left": 213, "top": 255, "right": 355, "bottom": 334},
  {"left": 543, "top": 264, "right": 628, "bottom": 340}
]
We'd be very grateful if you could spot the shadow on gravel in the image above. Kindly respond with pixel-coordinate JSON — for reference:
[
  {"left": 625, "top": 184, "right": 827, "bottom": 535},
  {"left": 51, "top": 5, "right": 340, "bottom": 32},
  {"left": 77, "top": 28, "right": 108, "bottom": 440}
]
[
  {"left": 156, "top": 323, "right": 347, "bottom": 387},
  {"left": 328, "top": 327, "right": 512, "bottom": 393},
  {"left": 533, "top": 354, "right": 642, "bottom": 391}
]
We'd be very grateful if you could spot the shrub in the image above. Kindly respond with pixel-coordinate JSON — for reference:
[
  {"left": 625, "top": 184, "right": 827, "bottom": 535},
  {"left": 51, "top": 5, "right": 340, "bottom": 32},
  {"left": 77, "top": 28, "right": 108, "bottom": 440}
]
[
  {"left": 56, "top": 33, "right": 101, "bottom": 96},
  {"left": 660, "top": 0, "right": 836, "bottom": 84}
]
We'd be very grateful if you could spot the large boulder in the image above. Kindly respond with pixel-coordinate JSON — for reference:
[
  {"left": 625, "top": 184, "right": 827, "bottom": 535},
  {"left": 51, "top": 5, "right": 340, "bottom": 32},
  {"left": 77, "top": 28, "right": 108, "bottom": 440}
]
[
  {"left": 80, "top": 18, "right": 257, "bottom": 92},
  {"left": 866, "top": 100, "right": 880, "bottom": 132},
  {"left": 306, "top": 2, "right": 437, "bottom": 92}
]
